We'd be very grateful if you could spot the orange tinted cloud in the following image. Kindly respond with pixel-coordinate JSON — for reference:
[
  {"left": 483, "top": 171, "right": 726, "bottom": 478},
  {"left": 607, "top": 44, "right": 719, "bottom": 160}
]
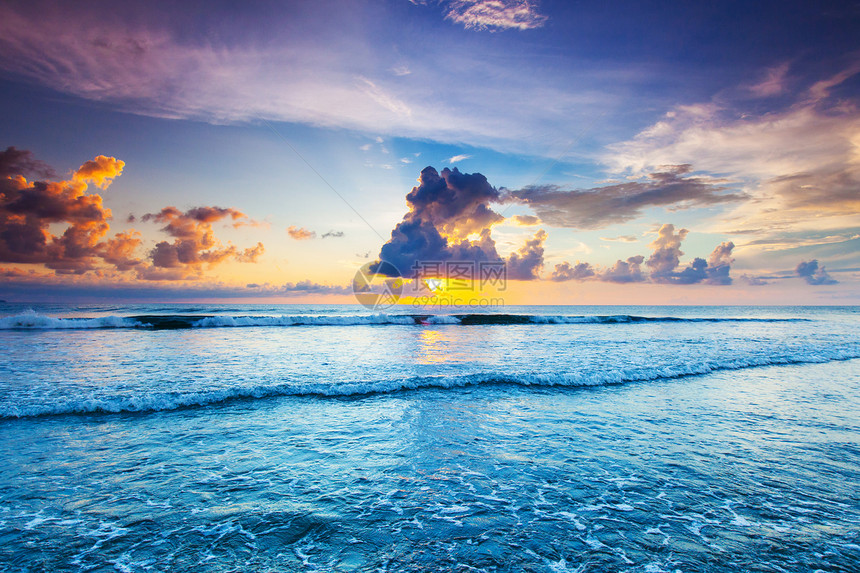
[
  {"left": 288, "top": 226, "right": 316, "bottom": 240},
  {"left": 0, "top": 147, "right": 125, "bottom": 274},
  {"left": 141, "top": 206, "right": 263, "bottom": 279},
  {"left": 73, "top": 155, "right": 125, "bottom": 189},
  {"left": 1, "top": 148, "right": 265, "bottom": 281}
]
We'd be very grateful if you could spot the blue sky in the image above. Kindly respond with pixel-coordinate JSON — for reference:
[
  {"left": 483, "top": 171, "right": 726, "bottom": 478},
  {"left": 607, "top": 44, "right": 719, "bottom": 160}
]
[{"left": 0, "top": 0, "right": 858, "bottom": 303}]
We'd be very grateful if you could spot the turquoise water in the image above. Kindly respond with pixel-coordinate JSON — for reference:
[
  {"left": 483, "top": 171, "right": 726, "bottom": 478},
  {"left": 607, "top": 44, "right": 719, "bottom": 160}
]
[{"left": 0, "top": 305, "right": 858, "bottom": 571}]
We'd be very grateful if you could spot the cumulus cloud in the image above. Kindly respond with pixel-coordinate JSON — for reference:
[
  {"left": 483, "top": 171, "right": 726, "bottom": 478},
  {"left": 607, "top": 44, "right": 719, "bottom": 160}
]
[
  {"left": 99, "top": 231, "right": 143, "bottom": 272},
  {"left": 795, "top": 259, "right": 838, "bottom": 285},
  {"left": 511, "top": 165, "right": 745, "bottom": 230},
  {"left": 288, "top": 226, "right": 316, "bottom": 240},
  {"left": 599, "top": 255, "right": 646, "bottom": 283},
  {"left": 141, "top": 207, "right": 260, "bottom": 277},
  {"left": 551, "top": 261, "right": 595, "bottom": 282},
  {"left": 0, "top": 147, "right": 128, "bottom": 274},
  {"left": 646, "top": 224, "right": 688, "bottom": 282},
  {"left": 551, "top": 223, "right": 734, "bottom": 285},
  {"left": 374, "top": 166, "right": 545, "bottom": 280},
  {"left": 506, "top": 229, "right": 546, "bottom": 280},
  {"left": 1, "top": 148, "right": 265, "bottom": 281},
  {"left": 704, "top": 241, "right": 735, "bottom": 285},
  {"left": 646, "top": 224, "right": 735, "bottom": 285},
  {"left": 442, "top": 0, "right": 548, "bottom": 31}
]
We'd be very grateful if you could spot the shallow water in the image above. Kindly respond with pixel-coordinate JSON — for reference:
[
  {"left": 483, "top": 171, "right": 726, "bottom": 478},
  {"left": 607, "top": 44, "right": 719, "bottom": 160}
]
[{"left": 0, "top": 305, "right": 858, "bottom": 571}]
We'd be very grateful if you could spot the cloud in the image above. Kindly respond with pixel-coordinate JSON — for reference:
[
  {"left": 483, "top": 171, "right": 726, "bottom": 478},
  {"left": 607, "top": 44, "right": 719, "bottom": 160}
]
[
  {"left": 551, "top": 223, "right": 734, "bottom": 285},
  {"left": 0, "top": 146, "right": 54, "bottom": 179},
  {"left": 604, "top": 66, "right": 860, "bottom": 240},
  {"left": 795, "top": 260, "right": 838, "bottom": 285},
  {"left": 551, "top": 261, "right": 595, "bottom": 282},
  {"left": 600, "top": 255, "right": 645, "bottom": 283},
  {"left": 0, "top": 277, "right": 350, "bottom": 302},
  {"left": 99, "top": 231, "right": 143, "bottom": 272},
  {"left": 141, "top": 206, "right": 262, "bottom": 279},
  {"left": 447, "top": 154, "right": 472, "bottom": 164},
  {"left": 505, "top": 229, "right": 546, "bottom": 280},
  {"left": 703, "top": 241, "right": 735, "bottom": 285},
  {"left": 646, "top": 224, "right": 735, "bottom": 285},
  {"left": 600, "top": 235, "right": 638, "bottom": 243},
  {"left": 0, "top": 147, "right": 128, "bottom": 274},
  {"left": 442, "top": 0, "right": 548, "bottom": 31},
  {"left": 0, "top": 3, "right": 621, "bottom": 157},
  {"left": 740, "top": 274, "right": 770, "bottom": 286},
  {"left": 510, "top": 214, "right": 541, "bottom": 226},
  {"left": 321, "top": 230, "right": 345, "bottom": 239},
  {"left": 510, "top": 165, "right": 745, "bottom": 230},
  {"left": 287, "top": 226, "right": 316, "bottom": 240},
  {"left": 279, "top": 280, "right": 352, "bottom": 295},
  {"left": 373, "top": 166, "right": 544, "bottom": 279},
  {"left": 1, "top": 148, "right": 264, "bottom": 281},
  {"left": 235, "top": 242, "right": 265, "bottom": 263},
  {"left": 646, "top": 223, "right": 688, "bottom": 282},
  {"left": 747, "top": 62, "right": 790, "bottom": 98}
]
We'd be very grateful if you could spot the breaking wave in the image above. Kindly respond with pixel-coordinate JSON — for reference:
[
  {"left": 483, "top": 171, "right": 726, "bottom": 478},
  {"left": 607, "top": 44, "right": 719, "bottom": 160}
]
[
  {"left": 0, "top": 311, "right": 809, "bottom": 330},
  {"left": 3, "top": 348, "right": 857, "bottom": 419}
]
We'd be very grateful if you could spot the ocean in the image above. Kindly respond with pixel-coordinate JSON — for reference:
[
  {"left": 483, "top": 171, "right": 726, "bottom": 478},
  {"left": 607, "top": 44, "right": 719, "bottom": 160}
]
[{"left": 0, "top": 303, "right": 858, "bottom": 572}]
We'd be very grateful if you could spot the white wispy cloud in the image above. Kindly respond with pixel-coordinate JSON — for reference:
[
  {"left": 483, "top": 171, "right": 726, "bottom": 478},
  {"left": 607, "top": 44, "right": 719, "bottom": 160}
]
[
  {"left": 443, "top": 0, "right": 547, "bottom": 31},
  {"left": 747, "top": 62, "right": 790, "bottom": 97},
  {"left": 603, "top": 65, "right": 860, "bottom": 256},
  {"left": 0, "top": 3, "right": 622, "bottom": 158},
  {"left": 447, "top": 154, "right": 472, "bottom": 163}
]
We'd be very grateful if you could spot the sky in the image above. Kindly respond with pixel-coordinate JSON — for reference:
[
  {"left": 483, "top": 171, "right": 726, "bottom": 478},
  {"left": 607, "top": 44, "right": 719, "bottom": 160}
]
[{"left": 0, "top": 0, "right": 858, "bottom": 304}]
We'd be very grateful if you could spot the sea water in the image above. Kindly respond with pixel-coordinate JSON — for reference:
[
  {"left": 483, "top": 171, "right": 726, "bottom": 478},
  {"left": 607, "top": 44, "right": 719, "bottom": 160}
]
[{"left": 0, "top": 304, "right": 858, "bottom": 571}]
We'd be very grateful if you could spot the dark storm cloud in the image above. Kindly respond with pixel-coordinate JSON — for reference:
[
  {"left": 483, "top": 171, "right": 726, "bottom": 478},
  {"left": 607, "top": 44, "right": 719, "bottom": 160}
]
[
  {"left": 375, "top": 167, "right": 545, "bottom": 279},
  {"left": 404, "top": 166, "right": 503, "bottom": 239},
  {"left": 795, "top": 260, "right": 837, "bottom": 285},
  {"left": 510, "top": 165, "right": 745, "bottom": 230}
]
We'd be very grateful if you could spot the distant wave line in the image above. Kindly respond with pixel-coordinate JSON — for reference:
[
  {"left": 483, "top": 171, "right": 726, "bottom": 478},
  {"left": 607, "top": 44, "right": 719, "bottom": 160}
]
[{"left": 0, "top": 311, "right": 811, "bottom": 330}]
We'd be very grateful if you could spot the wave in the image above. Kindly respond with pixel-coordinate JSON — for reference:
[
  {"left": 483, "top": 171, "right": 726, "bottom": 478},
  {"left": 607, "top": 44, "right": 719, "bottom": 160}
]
[
  {"left": 3, "top": 348, "right": 857, "bottom": 419},
  {"left": 0, "top": 310, "right": 141, "bottom": 329},
  {"left": 0, "top": 311, "right": 809, "bottom": 330}
]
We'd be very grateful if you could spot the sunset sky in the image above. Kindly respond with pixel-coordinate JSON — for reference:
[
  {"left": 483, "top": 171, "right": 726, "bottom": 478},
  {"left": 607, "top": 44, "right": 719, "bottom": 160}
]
[{"left": 1, "top": 0, "right": 858, "bottom": 304}]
